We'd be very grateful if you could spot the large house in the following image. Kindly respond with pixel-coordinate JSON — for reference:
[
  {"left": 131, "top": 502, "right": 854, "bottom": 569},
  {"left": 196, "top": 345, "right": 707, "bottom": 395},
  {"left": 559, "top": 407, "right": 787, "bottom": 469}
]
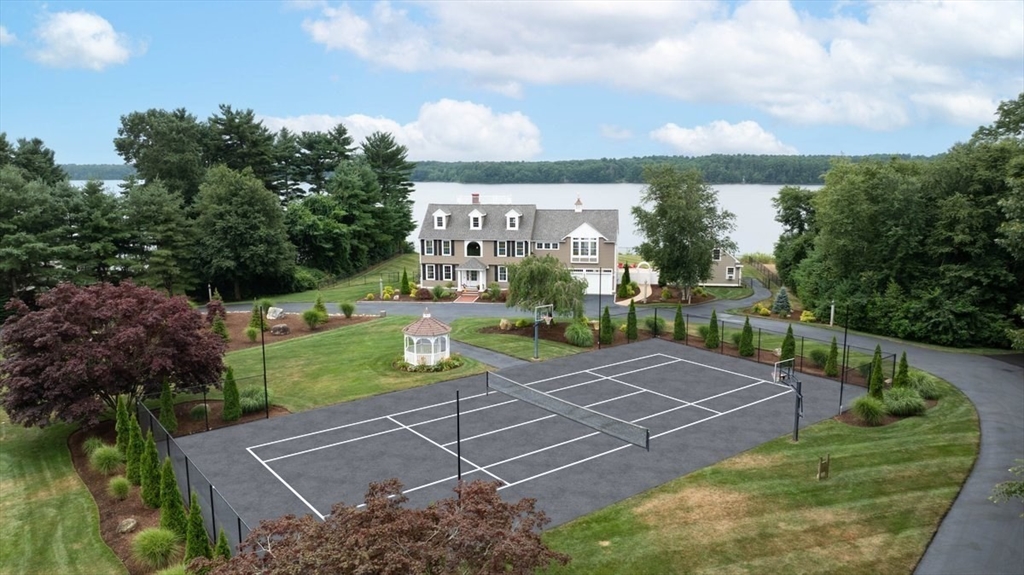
[{"left": 418, "top": 194, "right": 618, "bottom": 295}]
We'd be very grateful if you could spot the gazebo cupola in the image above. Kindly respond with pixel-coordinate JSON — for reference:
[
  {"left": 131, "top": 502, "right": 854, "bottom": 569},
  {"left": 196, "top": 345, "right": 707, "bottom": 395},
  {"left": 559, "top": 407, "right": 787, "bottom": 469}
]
[{"left": 402, "top": 308, "right": 451, "bottom": 366}]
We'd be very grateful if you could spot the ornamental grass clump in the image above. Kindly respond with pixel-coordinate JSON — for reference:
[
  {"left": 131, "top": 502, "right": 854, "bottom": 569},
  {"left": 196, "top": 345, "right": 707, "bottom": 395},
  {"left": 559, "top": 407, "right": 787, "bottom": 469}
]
[
  {"left": 907, "top": 371, "right": 944, "bottom": 400},
  {"left": 90, "top": 445, "right": 125, "bottom": 475},
  {"left": 340, "top": 302, "right": 355, "bottom": 318},
  {"left": 884, "top": 387, "right": 927, "bottom": 417},
  {"left": 644, "top": 315, "right": 666, "bottom": 336},
  {"left": 83, "top": 436, "right": 107, "bottom": 457},
  {"left": 107, "top": 476, "right": 131, "bottom": 500},
  {"left": 239, "top": 386, "right": 272, "bottom": 415},
  {"left": 189, "top": 403, "right": 208, "bottom": 421},
  {"left": 564, "top": 320, "right": 594, "bottom": 348},
  {"left": 302, "top": 308, "right": 328, "bottom": 330},
  {"left": 132, "top": 527, "right": 182, "bottom": 570},
  {"left": 851, "top": 395, "right": 885, "bottom": 426}
]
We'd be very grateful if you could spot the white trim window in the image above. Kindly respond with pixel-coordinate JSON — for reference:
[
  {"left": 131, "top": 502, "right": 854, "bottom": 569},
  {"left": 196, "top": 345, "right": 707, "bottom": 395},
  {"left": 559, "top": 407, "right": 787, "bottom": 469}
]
[
  {"left": 471, "top": 216, "right": 481, "bottom": 229},
  {"left": 423, "top": 240, "right": 434, "bottom": 256},
  {"left": 726, "top": 267, "right": 735, "bottom": 281},
  {"left": 442, "top": 265, "right": 453, "bottom": 281},
  {"left": 712, "top": 248, "right": 722, "bottom": 261},
  {"left": 496, "top": 241, "right": 507, "bottom": 257},
  {"left": 435, "top": 216, "right": 444, "bottom": 229},
  {"left": 571, "top": 237, "right": 598, "bottom": 263},
  {"left": 441, "top": 240, "right": 452, "bottom": 256},
  {"left": 515, "top": 241, "right": 526, "bottom": 257},
  {"left": 535, "top": 242, "right": 559, "bottom": 250},
  {"left": 497, "top": 266, "right": 508, "bottom": 282},
  {"left": 507, "top": 216, "right": 518, "bottom": 230},
  {"left": 424, "top": 265, "right": 436, "bottom": 281}
]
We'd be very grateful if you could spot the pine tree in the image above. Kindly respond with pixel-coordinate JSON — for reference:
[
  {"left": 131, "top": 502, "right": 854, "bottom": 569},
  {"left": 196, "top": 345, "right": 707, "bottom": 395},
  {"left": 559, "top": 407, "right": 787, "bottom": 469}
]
[
  {"left": 222, "top": 366, "right": 241, "bottom": 422},
  {"left": 673, "top": 304, "right": 685, "bottom": 340},
  {"left": 400, "top": 269, "right": 411, "bottom": 296},
  {"left": 125, "top": 414, "right": 144, "bottom": 485},
  {"left": 771, "top": 286, "right": 792, "bottom": 316},
  {"left": 869, "top": 345, "right": 884, "bottom": 400},
  {"left": 158, "top": 380, "right": 177, "bottom": 434},
  {"left": 893, "top": 351, "right": 909, "bottom": 388},
  {"left": 626, "top": 300, "right": 637, "bottom": 341},
  {"left": 313, "top": 292, "right": 327, "bottom": 315},
  {"left": 739, "top": 317, "right": 755, "bottom": 357},
  {"left": 185, "top": 490, "right": 213, "bottom": 562},
  {"left": 140, "top": 430, "right": 162, "bottom": 508},
  {"left": 599, "top": 306, "right": 613, "bottom": 345},
  {"left": 248, "top": 301, "right": 262, "bottom": 331},
  {"left": 781, "top": 325, "right": 796, "bottom": 361},
  {"left": 211, "top": 288, "right": 222, "bottom": 301},
  {"left": 619, "top": 265, "right": 632, "bottom": 299},
  {"left": 705, "top": 310, "right": 720, "bottom": 348},
  {"left": 215, "top": 528, "right": 231, "bottom": 560},
  {"left": 825, "top": 336, "right": 839, "bottom": 377},
  {"left": 159, "top": 457, "right": 188, "bottom": 539},
  {"left": 115, "top": 395, "right": 130, "bottom": 456},
  {"left": 211, "top": 315, "right": 229, "bottom": 342}
]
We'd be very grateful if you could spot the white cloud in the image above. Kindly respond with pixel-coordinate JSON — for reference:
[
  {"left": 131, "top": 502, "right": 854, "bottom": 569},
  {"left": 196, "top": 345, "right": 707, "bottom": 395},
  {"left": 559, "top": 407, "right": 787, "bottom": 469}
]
[
  {"left": 600, "top": 125, "right": 632, "bottom": 140},
  {"left": 301, "top": 1, "right": 1023, "bottom": 130},
  {"left": 260, "top": 99, "right": 542, "bottom": 161},
  {"left": 650, "top": 121, "right": 798, "bottom": 155},
  {"left": 0, "top": 25, "right": 16, "bottom": 45},
  {"left": 31, "top": 11, "right": 141, "bottom": 71}
]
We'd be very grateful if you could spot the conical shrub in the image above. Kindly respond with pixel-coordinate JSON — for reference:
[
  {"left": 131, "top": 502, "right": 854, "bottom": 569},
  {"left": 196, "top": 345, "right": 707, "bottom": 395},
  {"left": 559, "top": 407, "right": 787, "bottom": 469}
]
[{"left": 159, "top": 457, "right": 187, "bottom": 539}]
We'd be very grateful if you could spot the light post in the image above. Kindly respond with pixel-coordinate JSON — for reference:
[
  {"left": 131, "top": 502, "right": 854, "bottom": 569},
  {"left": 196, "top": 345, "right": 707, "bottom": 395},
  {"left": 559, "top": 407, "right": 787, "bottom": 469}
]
[
  {"left": 379, "top": 274, "right": 383, "bottom": 300},
  {"left": 207, "top": 283, "right": 212, "bottom": 302},
  {"left": 830, "top": 299, "right": 835, "bottom": 326}
]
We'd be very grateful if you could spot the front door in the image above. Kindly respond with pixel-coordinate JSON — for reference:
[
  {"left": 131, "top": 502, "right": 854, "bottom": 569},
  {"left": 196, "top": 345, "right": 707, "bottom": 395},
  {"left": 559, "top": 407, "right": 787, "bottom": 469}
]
[{"left": 467, "top": 270, "right": 479, "bottom": 285}]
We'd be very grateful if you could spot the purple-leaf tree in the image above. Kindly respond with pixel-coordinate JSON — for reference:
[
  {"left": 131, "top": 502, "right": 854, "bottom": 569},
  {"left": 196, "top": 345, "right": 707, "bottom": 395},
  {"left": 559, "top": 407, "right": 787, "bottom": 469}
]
[{"left": 1, "top": 281, "right": 226, "bottom": 427}]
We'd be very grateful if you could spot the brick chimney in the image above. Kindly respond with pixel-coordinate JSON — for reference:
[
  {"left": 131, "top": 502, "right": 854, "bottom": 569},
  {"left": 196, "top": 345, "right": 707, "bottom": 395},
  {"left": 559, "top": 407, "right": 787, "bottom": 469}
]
[{"left": 472, "top": 193, "right": 480, "bottom": 204}]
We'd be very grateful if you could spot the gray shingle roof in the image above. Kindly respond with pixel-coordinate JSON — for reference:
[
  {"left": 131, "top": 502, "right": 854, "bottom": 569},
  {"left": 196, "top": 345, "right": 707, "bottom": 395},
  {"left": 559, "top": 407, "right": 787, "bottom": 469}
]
[
  {"left": 532, "top": 209, "right": 618, "bottom": 243},
  {"left": 419, "top": 204, "right": 537, "bottom": 241}
]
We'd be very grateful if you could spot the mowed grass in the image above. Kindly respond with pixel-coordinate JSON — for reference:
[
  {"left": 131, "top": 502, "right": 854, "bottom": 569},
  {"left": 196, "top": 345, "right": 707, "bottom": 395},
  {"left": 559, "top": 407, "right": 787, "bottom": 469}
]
[
  {"left": 269, "top": 253, "right": 421, "bottom": 304},
  {"left": 223, "top": 316, "right": 488, "bottom": 412},
  {"left": 0, "top": 411, "right": 125, "bottom": 575},
  {"left": 542, "top": 377, "right": 979, "bottom": 575},
  {"left": 449, "top": 317, "right": 586, "bottom": 361}
]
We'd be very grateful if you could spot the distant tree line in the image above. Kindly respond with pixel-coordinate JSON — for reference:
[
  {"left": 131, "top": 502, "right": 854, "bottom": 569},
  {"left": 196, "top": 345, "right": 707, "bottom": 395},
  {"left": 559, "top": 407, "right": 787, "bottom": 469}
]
[
  {"left": 0, "top": 105, "right": 416, "bottom": 306},
  {"left": 773, "top": 93, "right": 1024, "bottom": 348},
  {"left": 64, "top": 153, "right": 939, "bottom": 186},
  {"left": 410, "top": 154, "right": 937, "bottom": 185}
]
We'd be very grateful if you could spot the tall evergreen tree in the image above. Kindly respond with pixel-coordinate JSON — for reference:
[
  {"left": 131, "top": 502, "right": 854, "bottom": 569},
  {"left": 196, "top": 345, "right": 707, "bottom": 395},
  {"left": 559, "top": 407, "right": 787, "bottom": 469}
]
[
  {"left": 893, "top": 351, "right": 910, "bottom": 388},
  {"left": 296, "top": 125, "right": 354, "bottom": 195},
  {"left": 125, "top": 414, "right": 144, "bottom": 486},
  {"left": 114, "top": 108, "right": 207, "bottom": 204},
  {"left": 11, "top": 136, "right": 68, "bottom": 185},
  {"left": 400, "top": 269, "right": 411, "bottom": 296},
  {"left": 65, "top": 180, "right": 130, "bottom": 284},
  {"left": 705, "top": 310, "right": 720, "bottom": 348},
  {"left": 360, "top": 131, "right": 415, "bottom": 256},
  {"left": 159, "top": 457, "right": 188, "bottom": 539},
  {"left": 599, "top": 306, "right": 613, "bottom": 345},
  {"left": 781, "top": 325, "right": 796, "bottom": 361},
  {"left": 626, "top": 301, "right": 638, "bottom": 342},
  {"left": 121, "top": 180, "right": 197, "bottom": 295},
  {"left": 673, "top": 304, "right": 685, "bottom": 340},
  {"left": 185, "top": 490, "right": 213, "bottom": 562},
  {"left": 272, "top": 127, "right": 304, "bottom": 204},
  {"left": 205, "top": 105, "right": 278, "bottom": 193},
  {"left": 869, "top": 345, "right": 885, "bottom": 400},
  {"left": 825, "top": 336, "right": 840, "bottom": 377},
  {"left": 158, "top": 380, "right": 177, "bottom": 434},
  {"left": 214, "top": 528, "right": 232, "bottom": 560},
  {"left": 739, "top": 317, "right": 755, "bottom": 356},
  {"left": 140, "top": 430, "right": 162, "bottom": 508},
  {"left": 115, "top": 396, "right": 130, "bottom": 456},
  {"left": 222, "top": 367, "right": 241, "bottom": 422},
  {"left": 619, "top": 265, "right": 632, "bottom": 298}
]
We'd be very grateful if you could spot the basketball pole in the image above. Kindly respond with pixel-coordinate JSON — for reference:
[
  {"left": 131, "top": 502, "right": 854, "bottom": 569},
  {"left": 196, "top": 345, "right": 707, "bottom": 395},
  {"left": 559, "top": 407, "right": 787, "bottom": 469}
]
[{"left": 456, "top": 390, "right": 462, "bottom": 482}]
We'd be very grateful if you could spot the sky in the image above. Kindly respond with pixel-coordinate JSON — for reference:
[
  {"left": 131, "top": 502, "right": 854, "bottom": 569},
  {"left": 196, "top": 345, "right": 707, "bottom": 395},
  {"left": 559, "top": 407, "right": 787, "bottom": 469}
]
[{"left": 0, "top": 1, "right": 1022, "bottom": 165}]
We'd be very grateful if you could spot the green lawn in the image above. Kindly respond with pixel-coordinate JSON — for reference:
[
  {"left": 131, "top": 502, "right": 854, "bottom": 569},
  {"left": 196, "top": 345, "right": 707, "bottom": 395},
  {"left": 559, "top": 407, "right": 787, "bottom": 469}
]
[
  {"left": 0, "top": 412, "right": 126, "bottom": 575},
  {"left": 268, "top": 253, "right": 421, "bottom": 304},
  {"left": 449, "top": 317, "right": 587, "bottom": 361},
  {"left": 542, "top": 376, "right": 979, "bottom": 574},
  {"left": 222, "top": 316, "right": 489, "bottom": 412},
  {"left": 702, "top": 285, "right": 754, "bottom": 300}
]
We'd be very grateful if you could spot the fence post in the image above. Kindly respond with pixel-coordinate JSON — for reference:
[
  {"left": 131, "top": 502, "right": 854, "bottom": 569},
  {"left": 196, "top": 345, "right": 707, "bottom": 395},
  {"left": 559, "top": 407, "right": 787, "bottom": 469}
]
[
  {"left": 719, "top": 320, "right": 725, "bottom": 354},
  {"left": 799, "top": 337, "right": 805, "bottom": 372},
  {"left": 185, "top": 455, "right": 191, "bottom": 497},
  {"left": 209, "top": 483, "right": 216, "bottom": 539},
  {"left": 891, "top": 354, "right": 897, "bottom": 381},
  {"left": 685, "top": 314, "right": 689, "bottom": 346},
  {"left": 238, "top": 516, "right": 243, "bottom": 546},
  {"left": 757, "top": 329, "right": 761, "bottom": 363}
]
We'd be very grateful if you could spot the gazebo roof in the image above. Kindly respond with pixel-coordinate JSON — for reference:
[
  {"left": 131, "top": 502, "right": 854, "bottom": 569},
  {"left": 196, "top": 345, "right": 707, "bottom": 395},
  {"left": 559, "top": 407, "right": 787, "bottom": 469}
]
[{"left": 403, "top": 309, "right": 451, "bottom": 337}]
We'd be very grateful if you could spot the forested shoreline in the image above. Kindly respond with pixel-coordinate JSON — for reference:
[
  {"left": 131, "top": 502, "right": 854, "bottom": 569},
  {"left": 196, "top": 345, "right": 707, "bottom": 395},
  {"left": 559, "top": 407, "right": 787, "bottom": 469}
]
[{"left": 63, "top": 153, "right": 935, "bottom": 185}]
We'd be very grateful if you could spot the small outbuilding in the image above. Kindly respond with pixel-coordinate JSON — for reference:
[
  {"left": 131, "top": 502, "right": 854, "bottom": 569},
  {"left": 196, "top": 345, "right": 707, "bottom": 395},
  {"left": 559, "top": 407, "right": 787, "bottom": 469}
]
[{"left": 402, "top": 308, "right": 451, "bottom": 366}]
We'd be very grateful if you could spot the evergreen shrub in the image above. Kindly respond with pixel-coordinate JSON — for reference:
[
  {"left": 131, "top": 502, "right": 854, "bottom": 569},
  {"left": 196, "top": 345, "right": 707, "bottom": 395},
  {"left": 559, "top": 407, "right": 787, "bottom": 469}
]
[
  {"left": 245, "top": 326, "right": 258, "bottom": 342},
  {"left": 739, "top": 317, "right": 755, "bottom": 357},
  {"left": 705, "top": 310, "right": 720, "bottom": 348},
  {"left": 599, "top": 306, "right": 613, "bottom": 345},
  {"left": 222, "top": 367, "right": 241, "bottom": 422},
  {"left": 340, "top": 302, "right": 355, "bottom": 318},
  {"left": 159, "top": 381, "right": 177, "bottom": 434},
  {"left": 771, "top": 287, "right": 792, "bottom": 316},
  {"left": 673, "top": 305, "right": 685, "bottom": 341},
  {"left": 302, "top": 308, "right": 328, "bottom": 329},
  {"left": 211, "top": 316, "right": 229, "bottom": 342}
]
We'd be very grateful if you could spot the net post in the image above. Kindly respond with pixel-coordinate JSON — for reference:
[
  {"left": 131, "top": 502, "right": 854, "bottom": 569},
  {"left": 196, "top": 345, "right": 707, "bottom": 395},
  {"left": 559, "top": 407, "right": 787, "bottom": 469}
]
[
  {"left": 756, "top": 328, "right": 761, "bottom": 362},
  {"left": 719, "top": 320, "right": 724, "bottom": 354},
  {"left": 485, "top": 371, "right": 489, "bottom": 395},
  {"left": 645, "top": 429, "right": 650, "bottom": 452},
  {"left": 456, "top": 390, "right": 462, "bottom": 482},
  {"left": 209, "top": 484, "right": 216, "bottom": 536}
]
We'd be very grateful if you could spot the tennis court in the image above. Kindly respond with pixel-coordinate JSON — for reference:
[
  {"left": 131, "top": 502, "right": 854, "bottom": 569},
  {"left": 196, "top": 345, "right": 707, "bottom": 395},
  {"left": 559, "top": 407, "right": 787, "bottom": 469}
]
[{"left": 177, "top": 338, "right": 861, "bottom": 528}]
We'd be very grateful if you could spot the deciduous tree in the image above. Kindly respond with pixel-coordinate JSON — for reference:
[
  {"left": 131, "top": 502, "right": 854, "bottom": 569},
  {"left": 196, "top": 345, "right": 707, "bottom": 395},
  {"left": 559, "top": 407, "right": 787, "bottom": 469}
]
[
  {"left": 189, "top": 479, "right": 569, "bottom": 575},
  {"left": 114, "top": 108, "right": 207, "bottom": 204},
  {"left": 1, "top": 282, "right": 226, "bottom": 428},
  {"left": 506, "top": 255, "right": 586, "bottom": 319},
  {"left": 632, "top": 165, "right": 735, "bottom": 301}
]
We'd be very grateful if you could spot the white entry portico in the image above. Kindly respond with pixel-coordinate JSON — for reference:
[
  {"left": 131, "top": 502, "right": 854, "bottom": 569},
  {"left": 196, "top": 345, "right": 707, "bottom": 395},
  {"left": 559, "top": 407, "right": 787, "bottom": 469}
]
[{"left": 458, "top": 257, "right": 487, "bottom": 291}]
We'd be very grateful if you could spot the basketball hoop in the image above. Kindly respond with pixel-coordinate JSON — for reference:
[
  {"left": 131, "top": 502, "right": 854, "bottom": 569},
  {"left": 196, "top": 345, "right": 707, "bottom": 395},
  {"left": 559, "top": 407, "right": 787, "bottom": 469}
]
[{"left": 543, "top": 314, "right": 553, "bottom": 326}]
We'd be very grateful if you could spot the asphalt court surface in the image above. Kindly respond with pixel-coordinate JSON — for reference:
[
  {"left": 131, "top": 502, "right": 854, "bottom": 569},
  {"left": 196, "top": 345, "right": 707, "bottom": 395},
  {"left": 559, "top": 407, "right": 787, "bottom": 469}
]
[{"left": 178, "top": 338, "right": 864, "bottom": 528}]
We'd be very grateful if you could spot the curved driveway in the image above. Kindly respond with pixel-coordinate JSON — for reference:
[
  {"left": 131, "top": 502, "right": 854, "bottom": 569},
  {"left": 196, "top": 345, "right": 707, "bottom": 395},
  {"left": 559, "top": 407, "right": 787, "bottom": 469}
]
[{"left": 229, "top": 282, "right": 1024, "bottom": 574}]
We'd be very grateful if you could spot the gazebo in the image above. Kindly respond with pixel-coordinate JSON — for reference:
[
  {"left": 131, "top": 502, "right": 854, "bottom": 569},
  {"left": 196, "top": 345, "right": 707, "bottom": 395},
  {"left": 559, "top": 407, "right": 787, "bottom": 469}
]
[{"left": 402, "top": 308, "right": 451, "bottom": 366}]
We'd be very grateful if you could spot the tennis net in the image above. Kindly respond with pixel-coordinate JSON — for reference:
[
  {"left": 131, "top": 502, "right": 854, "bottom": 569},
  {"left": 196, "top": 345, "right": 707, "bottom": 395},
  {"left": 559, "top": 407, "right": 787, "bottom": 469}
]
[{"left": 486, "top": 372, "right": 650, "bottom": 450}]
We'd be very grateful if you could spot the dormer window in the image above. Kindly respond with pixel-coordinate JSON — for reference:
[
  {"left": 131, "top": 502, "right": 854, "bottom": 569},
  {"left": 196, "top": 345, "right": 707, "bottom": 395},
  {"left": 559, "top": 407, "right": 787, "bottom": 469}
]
[
  {"left": 468, "top": 208, "right": 485, "bottom": 230},
  {"left": 432, "top": 209, "right": 450, "bottom": 230},
  {"left": 504, "top": 209, "right": 522, "bottom": 230}
]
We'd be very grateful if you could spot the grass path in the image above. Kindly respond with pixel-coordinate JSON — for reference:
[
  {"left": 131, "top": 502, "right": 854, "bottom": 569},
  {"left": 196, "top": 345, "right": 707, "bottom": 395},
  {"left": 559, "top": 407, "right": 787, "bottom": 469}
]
[
  {"left": 542, "top": 376, "right": 978, "bottom": 574},
  {"left": 0, "top": 412, "right": 125, "bottom": 575}
]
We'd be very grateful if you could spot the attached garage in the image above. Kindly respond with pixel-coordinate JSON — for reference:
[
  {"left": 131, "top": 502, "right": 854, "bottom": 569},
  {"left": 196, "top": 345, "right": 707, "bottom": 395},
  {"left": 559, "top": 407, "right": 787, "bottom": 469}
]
[{"left": 571, "top": 268, "right": 616, "bottom": 295}]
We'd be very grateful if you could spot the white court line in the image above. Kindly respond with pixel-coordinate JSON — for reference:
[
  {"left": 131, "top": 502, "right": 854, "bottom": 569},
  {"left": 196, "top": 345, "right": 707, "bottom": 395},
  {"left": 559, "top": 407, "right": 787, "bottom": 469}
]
[
  {"left": 246, "top": 447, "right": 325, "bottom": 520},
  {"left": 263, "top": 426, "right": 405, "bottom": 463},
  {"left": 599, "top": 373, "right": 721, "bottom": 415},
  {"left": 386, "top": 416, "right": 506, "bottom": 484}
]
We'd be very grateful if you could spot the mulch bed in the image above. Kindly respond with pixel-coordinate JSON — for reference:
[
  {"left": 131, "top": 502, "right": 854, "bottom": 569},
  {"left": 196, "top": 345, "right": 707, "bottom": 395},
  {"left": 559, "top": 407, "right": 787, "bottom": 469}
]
[
  {"left": 630, "top": 285, "right": 715, "bottom": 306},
  {"left": 834, "top": 399, "right": 939, "bottom": 427}
]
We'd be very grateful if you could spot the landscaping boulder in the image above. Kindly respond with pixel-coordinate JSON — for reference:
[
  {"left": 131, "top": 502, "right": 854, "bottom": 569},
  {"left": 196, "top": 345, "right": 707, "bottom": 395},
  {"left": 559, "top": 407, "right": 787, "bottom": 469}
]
[
  {"left": 266, "top": 307, "right": 284, "bottom": 320},
  {"left": 117, "top": 518, "right": 137, "bottom": 534},
  {"left": 271, "top": 324, "right": 290, "bottom": 336}
]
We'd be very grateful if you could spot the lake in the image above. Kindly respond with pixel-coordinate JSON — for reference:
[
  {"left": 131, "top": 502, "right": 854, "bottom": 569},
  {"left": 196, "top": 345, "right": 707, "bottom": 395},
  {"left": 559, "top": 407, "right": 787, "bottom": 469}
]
[{"left": 74, "top": 181, "right": 821, "bottom": 256}]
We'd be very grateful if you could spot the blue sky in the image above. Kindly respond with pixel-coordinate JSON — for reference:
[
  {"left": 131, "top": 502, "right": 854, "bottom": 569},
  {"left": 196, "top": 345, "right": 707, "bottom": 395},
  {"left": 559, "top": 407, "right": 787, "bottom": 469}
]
[{"left": 1, "top": 1, "right": 1021, "bottom": 164}]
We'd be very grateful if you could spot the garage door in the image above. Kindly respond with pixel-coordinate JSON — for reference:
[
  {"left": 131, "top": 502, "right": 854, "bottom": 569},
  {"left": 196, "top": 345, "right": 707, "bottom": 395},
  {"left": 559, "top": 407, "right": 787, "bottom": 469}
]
[{"left": 571, "top": 269, "right": 615, "bottom": 295}]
